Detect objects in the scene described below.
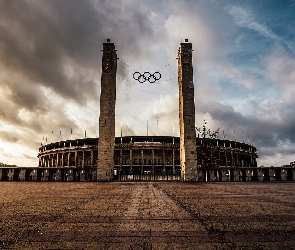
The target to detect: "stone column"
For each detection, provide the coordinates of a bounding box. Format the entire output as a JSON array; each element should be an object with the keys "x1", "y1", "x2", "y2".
[
  {"x1": 82, "y1": 151, "x2": 85, "y2": 168},
  {"x1": 56, "y1": 154, "x2": 59, "y2": 167},
  {"x1": 61, "y1": 153, "x2": 64, "y2": 168},
  {"x1": 152, "y1": 149, "x2": 155, "y2": 174},
  {"x1": 130, "y1": 149, "x2": 133, "y2": 170},
  {"x1": 120, "y1": 150, "x2": 123, "y2": 169},
  {"x1": 141, "y1": 149, "x2": 144, "y2": 174},
  {"x1": 231, "y1": 152, "x2": 233, "y2": 168},
  {"x1": 68, "y1": 152, "x2": 70, "y2": 167},
  {"x1": 162, "y1": 149, "x2": 166, "y2": 172},
  {"x1": 91, "y1": 150, "x2": 94, "y2": 167},
  {"x1": 97, "y1": 40, "x2": 117, "y2": 181},
  {"x1": 51, "y1": 154, "x2": 54, "y2": 168},
  {"x1": 172, "y1": 148, "x2": 175, "y2": 173},
  {"x1": 74, "y1": 151, "x2": 77, "y2": 168},
  {"x1": 178, "y1": 40, "x2": 197, "y2": 181}
]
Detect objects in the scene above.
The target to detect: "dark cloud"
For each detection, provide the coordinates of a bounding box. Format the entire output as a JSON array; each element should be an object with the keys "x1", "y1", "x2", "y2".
[
  {"x1": 197, "y1": 98, "x2": 295, "y2": 165},
  {"x1": 0, "y1": 131, "x2": 18, "y2": 143},
  {"x1": 0, "y1": 0, "x2": 157, "y2": 107},
  {"x1": 1, "y1": 81, "x2": 47, "y2": 112}
]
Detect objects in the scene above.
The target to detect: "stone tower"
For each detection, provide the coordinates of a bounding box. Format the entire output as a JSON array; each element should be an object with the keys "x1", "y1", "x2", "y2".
[
  {"x1": 97, "y1": 40, "x2": 117, "y2": 181},
  {"x1": 178, "y1": 40, "x2": 197, "y2": 181}
]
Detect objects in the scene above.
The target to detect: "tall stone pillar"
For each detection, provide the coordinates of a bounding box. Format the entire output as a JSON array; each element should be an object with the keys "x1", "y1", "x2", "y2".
[
  {"x1": 97, "y1": 40, "x2": 117, "y2": 181},
  {"x1": 178, "y1": 40, "x2": 197, "y2": 181}
]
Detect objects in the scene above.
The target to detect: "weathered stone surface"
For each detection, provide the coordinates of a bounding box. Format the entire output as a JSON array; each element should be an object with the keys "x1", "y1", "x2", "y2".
[
  {"x1": 97, "y1": 41, "x2": 117, "y2": 181},
  {"x1": 1, "y1": 182, "x2": 295, "y2": 249},
  {"x1": 178, "y1": 41, "x2": 197, "y2": 181}
]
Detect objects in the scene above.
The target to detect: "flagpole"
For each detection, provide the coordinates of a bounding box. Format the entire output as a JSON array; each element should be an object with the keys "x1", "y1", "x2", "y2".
[
  {"x1": 172, "y1": 121, "x2": 174, "y2": 136},
  {"x1": 157, "y1": 119, "x2": 158, "y2": 136},
  {"x1": 172, "y1": 121, "x2": 175, "y2": 144}
]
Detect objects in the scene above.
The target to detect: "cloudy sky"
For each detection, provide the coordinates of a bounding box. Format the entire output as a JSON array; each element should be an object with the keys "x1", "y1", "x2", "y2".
[{"x1": 0, "y1": 0, "x2": 294, "y2": 167}]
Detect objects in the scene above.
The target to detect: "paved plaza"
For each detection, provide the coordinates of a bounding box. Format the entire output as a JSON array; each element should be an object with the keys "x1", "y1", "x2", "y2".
[{"x1": 1, "y1": 182, "x2": 295, "y2": 249}]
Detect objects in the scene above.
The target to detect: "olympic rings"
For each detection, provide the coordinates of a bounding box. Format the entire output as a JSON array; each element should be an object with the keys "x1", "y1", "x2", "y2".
[{"x1": 133, "y1": 71, "x2": 161, "y2": 83}]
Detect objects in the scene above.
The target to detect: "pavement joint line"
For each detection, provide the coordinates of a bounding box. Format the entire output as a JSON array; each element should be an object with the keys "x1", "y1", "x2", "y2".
[{"x1": 153, "y1": 183, "x2": 238, "y2": 248}]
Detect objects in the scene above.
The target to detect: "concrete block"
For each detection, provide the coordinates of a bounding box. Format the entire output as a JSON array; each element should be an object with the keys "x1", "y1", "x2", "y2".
[
  {"x1": 233, "y1": 169, "x2": 240, "y2": 181},
  {"x1": 42, "y1": 170, "x2": 49, "y2": 181},
  {"x1": 67, "y1": 169, "x2": 74, "y2": 181},
  {"x1": 281, "y1": 169, "x2": 287, "y2": 181},
  {"x1": 246, "y1": 170, "x2": 252, "y2": 181},
  {"x1": 80, "y1": 170, "x2": 86, "y2": 182},
  {"x1": 92, "y1": 169, "x2": 97, "y2": 181},
  {"x1": 55, "y1": 169, "x2": 62, "y2": 181},
  {"x1": 197, "y1": 170, "x2": 203, "y2": 181},
  {"x1": 209, "y1": 170, "x2": 216, "y2": 182},
  {"x1": 7, "y1": 169, "x2": 14, "y2": 181},
  {"x1": 19, "y1": 169, "x2": 26, "y2": 181},
  {"x1": 30, "y1": 169, "x2": 38, "y2": 181},
  {"x1": 269, "y1": 169, "x2": 276, "y2": 181},
  {"x1": 221, "y1": 169, "x2": 229, "y2": 181}
]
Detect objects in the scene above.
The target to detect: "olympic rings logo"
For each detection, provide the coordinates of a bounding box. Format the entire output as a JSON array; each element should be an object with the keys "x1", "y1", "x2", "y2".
[{"x1": 133, "y1": 71, "x2": 161, "y2": 83}]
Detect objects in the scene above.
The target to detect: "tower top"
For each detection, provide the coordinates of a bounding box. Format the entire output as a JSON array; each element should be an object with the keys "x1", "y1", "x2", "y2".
[{"x1": 103, "y1": 38, "x2": 115, "y2": 47}]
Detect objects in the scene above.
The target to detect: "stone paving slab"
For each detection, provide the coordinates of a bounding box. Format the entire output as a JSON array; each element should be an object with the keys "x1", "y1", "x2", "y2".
[{"x1": 0, "y1": 182, "x2": 295, "y2": 249}]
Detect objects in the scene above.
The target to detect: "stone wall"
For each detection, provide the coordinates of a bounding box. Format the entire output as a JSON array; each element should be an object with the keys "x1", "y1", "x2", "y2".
[{"x1": 1, "y1": 167, "x2": 294, "y2": 182}]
